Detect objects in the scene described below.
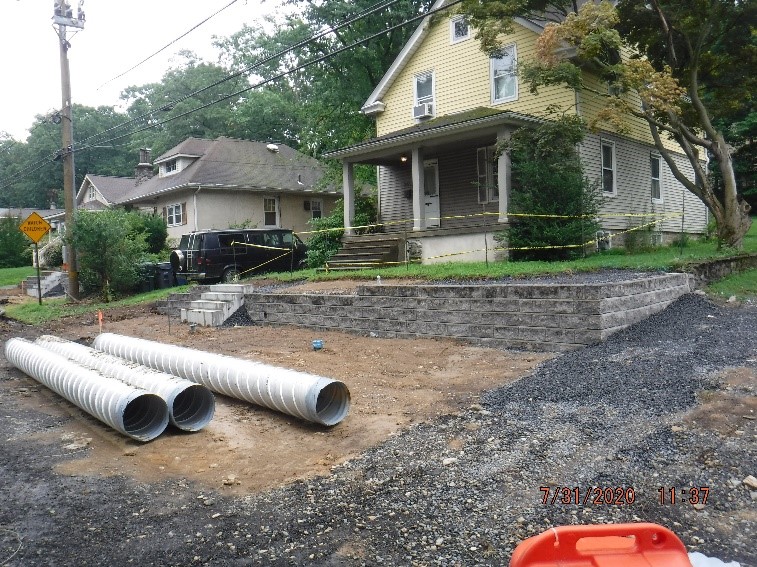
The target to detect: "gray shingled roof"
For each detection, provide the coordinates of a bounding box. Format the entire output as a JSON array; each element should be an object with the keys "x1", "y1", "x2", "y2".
[
  {"x1": 119, "y1": 137, "x2": 338, "y2": 204},
  {"x1": 76, "y1": 137, "x2": 338, "y2": 206}
]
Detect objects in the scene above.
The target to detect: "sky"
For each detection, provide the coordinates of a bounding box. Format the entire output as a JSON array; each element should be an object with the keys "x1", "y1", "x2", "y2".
[{"x1": 1, "y1": 0, "x2": 287, "y2": 141}]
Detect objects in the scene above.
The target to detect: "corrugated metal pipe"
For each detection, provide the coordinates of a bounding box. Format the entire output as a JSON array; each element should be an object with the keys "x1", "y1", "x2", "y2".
[
  {"x1": 4, "y1": 338, "x2": 168, "y2": 442},
  {"x1": 34, "y1": 335, "x2": 215, "y2": 432},
  {"x1": 92, "y1": 333, "x2": 351, "y2": 426}
]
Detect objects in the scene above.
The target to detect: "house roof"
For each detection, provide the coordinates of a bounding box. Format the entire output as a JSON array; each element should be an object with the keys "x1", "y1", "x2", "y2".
[
  {"x1": 80, "y1": 174, "x2": 141, "y2": 205},
  {"x1": 361, "y1": 0, "x2": 544, "y2": 115},
  {"x1": 324, "y1": 108, "x2": 542, "y2": 161},
  {"x1": 76, "y1": 137, "x2": 338, "y2": 207}
]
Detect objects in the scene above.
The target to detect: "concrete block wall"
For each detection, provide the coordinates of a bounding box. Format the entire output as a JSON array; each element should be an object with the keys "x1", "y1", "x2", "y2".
[
  {"x1": 244, "y1": 273, "x2": 692, "y2": 351},
  {"x1": 155, "y1": 285, "x2": 210, "y2": 316}
]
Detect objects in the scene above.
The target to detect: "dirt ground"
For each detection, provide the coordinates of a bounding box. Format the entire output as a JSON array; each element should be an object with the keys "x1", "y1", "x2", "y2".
[{"x1": 2, "y1": 281, "x2": 551, "y2": 494}]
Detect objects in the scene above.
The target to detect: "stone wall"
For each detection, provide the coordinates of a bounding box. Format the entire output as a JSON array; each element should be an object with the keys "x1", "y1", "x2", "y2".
[{"x1": 244, "y1": 273, "x2": 692, "y2": 351}]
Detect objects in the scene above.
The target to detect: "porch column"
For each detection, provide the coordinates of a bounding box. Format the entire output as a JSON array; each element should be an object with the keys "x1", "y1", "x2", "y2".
[
  {"x1": 411, "y1": 147, "x2": 425, "y2": 231},
  {"x1": 342, "y1": 161, "x2": 355, "y2": 235},
  {"x1": 497, "y1": 128, "x2": 511, "y2": 223}
]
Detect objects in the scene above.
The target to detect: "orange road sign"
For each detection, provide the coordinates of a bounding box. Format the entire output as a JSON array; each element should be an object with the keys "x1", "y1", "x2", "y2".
[{"x1": 19, "y1": 212, "x2": 52, "y2": 244}]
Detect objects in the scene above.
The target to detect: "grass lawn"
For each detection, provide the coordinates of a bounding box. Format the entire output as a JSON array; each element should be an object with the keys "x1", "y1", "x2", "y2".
[{"x1": 2, "y1": 218, "x2": 755, "y2": 324}]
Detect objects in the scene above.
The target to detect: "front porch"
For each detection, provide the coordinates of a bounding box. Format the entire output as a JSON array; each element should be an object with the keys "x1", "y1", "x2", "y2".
[{"x1": 324, "y1": 109, "x2": 541, "y2": 264}]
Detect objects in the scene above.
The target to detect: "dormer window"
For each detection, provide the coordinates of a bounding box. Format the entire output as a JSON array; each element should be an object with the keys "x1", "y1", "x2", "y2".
[
  {"x1": 163, "y1": 159, "x2": 178, "y2": 175},
  {"x1": 450, "y1": 16, "x2": 470, "y2": 43}
]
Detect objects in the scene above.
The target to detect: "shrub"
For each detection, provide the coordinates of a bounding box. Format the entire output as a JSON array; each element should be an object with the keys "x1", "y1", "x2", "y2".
[
  {"x1": 305, "y1": 193, "x2": 377, "y2": 268},
  {"x1": 500, "y1": 115, "x2": 601, "y2": 261},
  {"x1": 127, "y1": 212, "x2": 168, "y2": 255},
  {"x1": 67, "y1": 209, "x2": 149, "y2": 301},
  {"x1": 0, "y1": 215, "x2": 32, "y2": 268}
]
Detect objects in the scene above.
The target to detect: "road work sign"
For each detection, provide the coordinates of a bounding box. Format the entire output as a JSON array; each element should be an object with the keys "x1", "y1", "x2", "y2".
[{"x1": 19, "y1": 212, "x2": 52, "y2": 244}]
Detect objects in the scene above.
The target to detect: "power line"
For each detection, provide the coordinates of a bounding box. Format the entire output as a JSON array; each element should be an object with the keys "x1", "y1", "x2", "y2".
[
  {"x1": 1, "y1": 0, "x2": 460, "y2": 191},
  {"x1": 81, "y1": 0, "x2": 464, "y2": 151},
  {"x1": 97, "y1": 0, "x2": 240, "y2": 90},
  {"x1": 78, "y1": 0, "x2": 407, "y2": 150}
]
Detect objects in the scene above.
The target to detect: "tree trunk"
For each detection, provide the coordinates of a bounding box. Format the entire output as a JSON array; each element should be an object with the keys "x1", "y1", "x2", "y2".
[{"x1": 712, "y1": 133, "x2": 752, "y2": 249}]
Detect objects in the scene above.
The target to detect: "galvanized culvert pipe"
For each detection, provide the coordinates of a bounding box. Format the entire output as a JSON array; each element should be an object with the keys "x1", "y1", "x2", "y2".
[
  {"x1": 4, "y1": 338, "x2": 168, "y2": 442},
  {"x1": 93, "y1": 333, "x2": 351, "y2": 426},
  {"x1": 34, "y1": 335, "x2": 215, "y2": 432}
]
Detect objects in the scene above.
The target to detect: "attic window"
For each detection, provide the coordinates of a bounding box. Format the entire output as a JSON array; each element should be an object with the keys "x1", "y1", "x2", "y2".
[
  {"x1": 450, "y1": 16, "x2": 470, "y2": 43},
  {"x1": 163, "y1": 159, "x2": 178, "y2": 175}
]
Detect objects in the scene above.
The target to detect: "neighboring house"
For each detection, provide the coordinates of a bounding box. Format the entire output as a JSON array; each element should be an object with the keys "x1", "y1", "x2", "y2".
[
  {"x1": 324, "y1": 1, "x2": 707, "y2": 264},
  {"x1": 77, "y1": 137, "x2": 340, "y2": 241}
]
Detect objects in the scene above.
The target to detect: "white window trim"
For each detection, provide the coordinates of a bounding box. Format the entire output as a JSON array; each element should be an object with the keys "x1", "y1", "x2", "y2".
[
  {"x1": 490, "y1": 44, "x2": 518, "y2": 104},
  {"x1": 600, "y1": 139, "x2": 617, "y2": 196},
  {"x1": 166, "y1": 203, "x2": 183, "y2": 227},
  {"x1": 310, "y1": 198, "x2": 323, "y2": 220},
  {"x1": 263, "y1": 196, "x2": 279, "y2": 227},
  {"x1": 450, "y1": 15, "x2": 470, "y2": 44},
  {"x1": 650, "y1": 152, "x2": 663, "y2": 204},
  {"x1": 163, "y1": 159, "x2": 178, "y2": 176},
  {"x1": 413, "y1": 70, "x2": 435, "y2": 118}
]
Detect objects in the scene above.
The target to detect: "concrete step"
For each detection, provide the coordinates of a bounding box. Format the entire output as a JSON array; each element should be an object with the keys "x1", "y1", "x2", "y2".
[{"x1": 181, "y1": 308, "x2": 226, "y2": 327}]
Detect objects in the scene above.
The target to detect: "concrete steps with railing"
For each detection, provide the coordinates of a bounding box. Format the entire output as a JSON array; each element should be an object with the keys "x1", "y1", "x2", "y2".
[
  {"x1": 22, "y1": 271, "x2": 65, "y2": 298},
  {"x1": 180, "y1": 284, "x2": 254, "y2": 327}
]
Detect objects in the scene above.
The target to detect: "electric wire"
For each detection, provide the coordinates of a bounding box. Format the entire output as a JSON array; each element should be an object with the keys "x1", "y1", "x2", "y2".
[
  {"x1": 1, "y1": 0, "x2": 459, "y2": 191},
  {"x1": 1, "y1": 0, "x2": 411, "y2": 188},
  {"x1": 77, "y1": 0, "x2": 463, "y2": 151},
  {"x1": 77, "y1": 0, "x2": 408, "y2": 150},
  {"x1": 97, "y1": 0, "x2": 240, "y2": 90}
]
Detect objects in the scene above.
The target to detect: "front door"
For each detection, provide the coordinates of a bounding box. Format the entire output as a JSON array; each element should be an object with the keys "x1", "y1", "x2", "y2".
[{"x1": 423, "y1": 159, "x2": 440, "y2": 228}]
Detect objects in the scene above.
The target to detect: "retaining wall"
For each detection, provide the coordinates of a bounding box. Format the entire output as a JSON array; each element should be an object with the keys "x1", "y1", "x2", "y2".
[{"x1": 244, "y1": 273, "x2": 693, "y2": 351}]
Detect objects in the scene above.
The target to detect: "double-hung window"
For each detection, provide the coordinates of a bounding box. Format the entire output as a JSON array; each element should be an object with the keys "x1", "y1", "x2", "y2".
[
  {"x1": 264, "y1": 197, "x2": 278, "y2": 227},
  {"x1": 476, "y1": 146, "x2": 499, "y2": 204},
  {"x1": 310, "y1": 199, "x2": 322, "y2": 220},
  {"x1": 650, "y1": 153, "x2": 663, "y2": 203},
  {"x1": 491, "y1": 44, "x2": 517, "y2": 104},
  {"x1": 601, "y1": 140, "x2": 616, "y2": 195}
]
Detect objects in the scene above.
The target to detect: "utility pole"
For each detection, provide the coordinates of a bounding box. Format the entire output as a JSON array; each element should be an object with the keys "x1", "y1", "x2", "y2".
[{"x1": 53, "y1": 1, "x2": 85, "y2": 299}]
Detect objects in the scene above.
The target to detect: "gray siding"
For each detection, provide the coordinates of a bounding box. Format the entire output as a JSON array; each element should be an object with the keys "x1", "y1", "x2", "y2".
[
  {"x1": 580, "y1": 132, "x2": 708, "y2": 234},
  {"x1": 437, "y1": 147, "x2": 500, "y2": 229},
  {"x1": 378, "y1": 165, "x2": 413, "y2": 232}
]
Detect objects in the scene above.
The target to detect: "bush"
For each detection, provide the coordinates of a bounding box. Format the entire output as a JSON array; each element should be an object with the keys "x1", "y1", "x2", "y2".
[
  {"x1": 306, "y1": 193, "x2": 377, "y2": 268},
  {"x1": 0, "y1": 215, "x2": 32, "y2": 268},
  {"x1": 500, "y1": 115, "x2": 601, "y2": 261},
  {"x1": 40, "y1": 238, "x2": 64, "y2": 268},
  {"x1": 68, "y1": 209, "x2": 149, "y2": 301},
  {"x1": 127, "y1": 212, "x2": 168, "y2": 255}
]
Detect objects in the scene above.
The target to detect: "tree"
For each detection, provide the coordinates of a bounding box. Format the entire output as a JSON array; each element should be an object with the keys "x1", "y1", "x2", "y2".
[
  {"x1": 67, "y1": 209, "x2": 148, "y2": 301},
  {"x1": 121, "y1": 52, "x2": 246, "y2": 156},
  {"x1": 503, "y1": 114, "x2": 601, "y2": 261},
  {"x1": 0, "y1": 215, "x2": 32, "y2": 268},
  {"x1": 217, "y1": 0, "x2": 435, "y2": 155},
  {"x1": 460, "y1": 0, "x2": 754, "y2": 248}
]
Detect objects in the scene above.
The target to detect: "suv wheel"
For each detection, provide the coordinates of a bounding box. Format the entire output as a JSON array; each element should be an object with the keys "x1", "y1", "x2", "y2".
[{"x1": 222, "y1": 268, "x2": 240, "y2": 283}]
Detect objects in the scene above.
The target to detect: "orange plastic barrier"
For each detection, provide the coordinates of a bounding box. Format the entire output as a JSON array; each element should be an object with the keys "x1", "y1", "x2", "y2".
[{"x1": 509, "y1": 523, "x2": 692, "y2": 567}]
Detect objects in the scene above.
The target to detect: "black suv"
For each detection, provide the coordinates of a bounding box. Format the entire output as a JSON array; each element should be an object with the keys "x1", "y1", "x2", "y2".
[{"x1": 170, "y1": 229, "x2": 308, "y2": 283}]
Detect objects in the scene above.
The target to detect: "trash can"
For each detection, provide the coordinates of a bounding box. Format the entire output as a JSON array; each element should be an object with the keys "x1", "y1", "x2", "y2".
[
  {"x1": 137, "y1": 263, "x2": 156, "y2": 293},
  {"x1": 154, "y1": 262, "x2": 175, "y2": 289}
]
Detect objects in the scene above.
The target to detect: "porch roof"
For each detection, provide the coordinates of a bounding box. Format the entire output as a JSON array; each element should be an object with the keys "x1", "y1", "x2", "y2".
[{"x1": 323, "y1": 108, "x2": 541, "y2": 164}]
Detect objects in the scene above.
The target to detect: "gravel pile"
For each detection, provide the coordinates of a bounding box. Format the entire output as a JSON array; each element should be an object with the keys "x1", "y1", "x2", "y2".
[{"x1": 1, "y1": 293, "x2": 755, "y2": 566}]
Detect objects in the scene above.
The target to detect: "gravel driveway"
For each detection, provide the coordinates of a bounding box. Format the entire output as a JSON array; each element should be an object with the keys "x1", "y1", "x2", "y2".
[{"x1": 0, "y1": 291, "x2": 755, "y2": 566}]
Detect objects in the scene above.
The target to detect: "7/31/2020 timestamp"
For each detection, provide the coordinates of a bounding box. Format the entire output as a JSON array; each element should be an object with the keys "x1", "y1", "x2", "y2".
[{"x1": 658, "y1": 486, "x2": 710, "y2": 505}]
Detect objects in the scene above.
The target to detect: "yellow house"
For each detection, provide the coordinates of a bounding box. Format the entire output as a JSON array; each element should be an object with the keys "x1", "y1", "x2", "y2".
[{"x1": 325, "y1": 0, "x2": 707, "y2": 264}]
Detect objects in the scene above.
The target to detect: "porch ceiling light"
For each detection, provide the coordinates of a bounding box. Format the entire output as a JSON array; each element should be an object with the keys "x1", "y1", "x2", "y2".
[{"x1": 400, "y1": 155, "x2": 408, "y2": 162}]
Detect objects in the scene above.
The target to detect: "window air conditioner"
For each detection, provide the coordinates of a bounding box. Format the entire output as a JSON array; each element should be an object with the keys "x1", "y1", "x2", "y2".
[
  {"x1": 596, "y1": 230, "x2": 612, "y2": 251},
  {"x1": 413, "y1": 102, "x2": 433, "y2": 119}
]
